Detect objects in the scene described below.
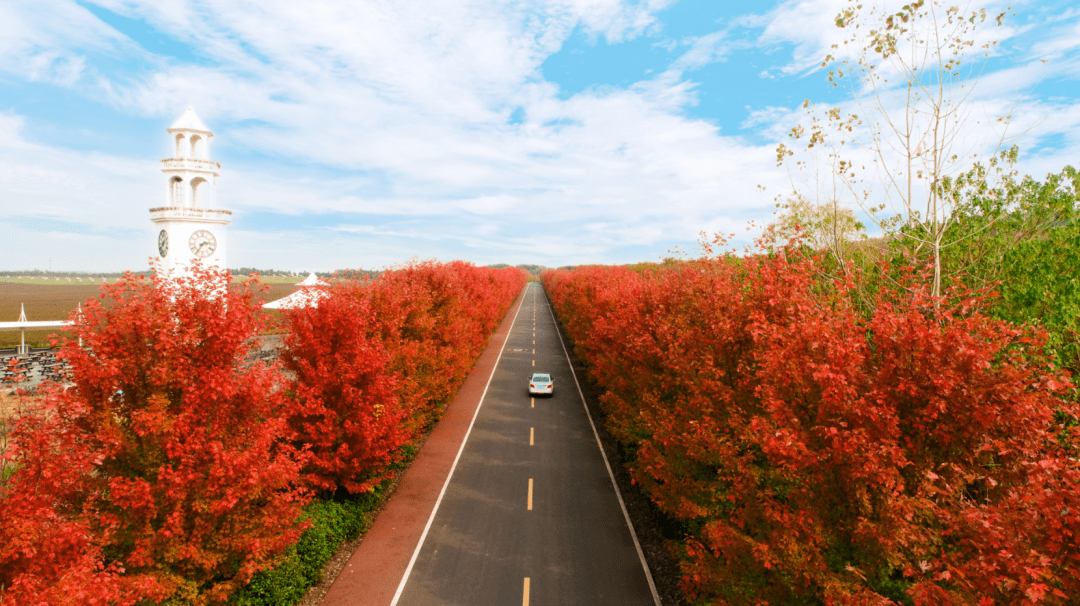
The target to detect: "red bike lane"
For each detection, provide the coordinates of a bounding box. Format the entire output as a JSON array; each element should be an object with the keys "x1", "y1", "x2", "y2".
[{"x1": 320, "y1": 285, "x2": 527, "y2": 606}]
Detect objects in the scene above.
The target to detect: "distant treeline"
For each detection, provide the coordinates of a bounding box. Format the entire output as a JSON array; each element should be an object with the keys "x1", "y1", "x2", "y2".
[
  {"x1": 231, "y1": 267, "x2": 305, "y2": 277},
  {"x1": 231, "y1": 268, "x2": 382, "y2": 280},
  {"x1": 487, "y1": 264, "x2": 551, "y2": 276},
  {"x1": 326, "y1": 269, "x2": 381, "y2": 280},
  {"x1": 4, "y1": 266, "x2": 549, "y2": 280}
]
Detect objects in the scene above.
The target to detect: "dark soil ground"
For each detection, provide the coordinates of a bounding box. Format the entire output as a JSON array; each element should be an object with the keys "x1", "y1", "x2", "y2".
[{"x1": 0, "y1": 281, "x2": 298, "y2": 349}]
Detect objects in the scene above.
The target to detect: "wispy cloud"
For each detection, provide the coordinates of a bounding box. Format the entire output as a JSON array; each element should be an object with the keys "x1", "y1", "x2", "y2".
[
  {"x1": 0, "y1": 0, "x2": 792, "y2": 270},
  {"x1": 0, "y1": 0, "x2": 1075, "y2": 272}
]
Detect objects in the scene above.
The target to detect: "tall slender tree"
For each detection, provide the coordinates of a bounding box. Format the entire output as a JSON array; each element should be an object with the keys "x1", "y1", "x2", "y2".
[{"x1": 778, "y1": 0, "x2": 1019, "y2": 297}]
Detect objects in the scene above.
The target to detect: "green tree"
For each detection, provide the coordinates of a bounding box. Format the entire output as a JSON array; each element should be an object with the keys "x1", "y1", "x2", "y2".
[
  {"x1": 771, "y1": 193, "x2": 865, "y2": 262},
  {"x1": 940, "y1": 164, "x2": 1080, "y2": 378}
]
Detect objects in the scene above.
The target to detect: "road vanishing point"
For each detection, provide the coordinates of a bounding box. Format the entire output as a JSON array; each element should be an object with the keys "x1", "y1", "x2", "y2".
[{"x1": 391, "y1": 283, "x2": 660, "y2": 606}]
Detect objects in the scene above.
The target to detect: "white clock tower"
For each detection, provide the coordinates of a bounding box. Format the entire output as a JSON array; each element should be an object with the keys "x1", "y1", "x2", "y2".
[{"x1": 150, "y1": 107, "x2": 231, "y2": 276}]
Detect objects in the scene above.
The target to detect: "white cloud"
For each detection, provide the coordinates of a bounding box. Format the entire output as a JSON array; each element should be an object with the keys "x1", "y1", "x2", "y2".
[
  {"x1": 0, "y1": 0, "x2": 130, "y2": 85},
  {"x1": 742, "y1": 0, "x2": 1080, "y2": 221},
  {"x1": 757, "y1": 0, "x2": 1023, "y2": 79},
  {"x1": 741, "y1": 105, "x2": 795, "y2": 131},
  {"x1": 0, "y1": 0, "x2": 1075, "y2": 272},
  {"x1": 0, "y1": 0, "x2": 797, "y2": 271},
  {"x1": 0, "y1": 111, "x2": 157, "y2": 231},
  {"x1": 756, "y1": 0, "x2": 850, "y2": 75}
]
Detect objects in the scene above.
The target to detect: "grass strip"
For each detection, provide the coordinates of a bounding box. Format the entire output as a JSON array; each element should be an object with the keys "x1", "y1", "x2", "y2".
[
  {"x1": 231, "y1": 487, "x2": 385, "y2": 605},
  {"x1": 231, "y1": 441, "x2": 421, "y2": 605}
]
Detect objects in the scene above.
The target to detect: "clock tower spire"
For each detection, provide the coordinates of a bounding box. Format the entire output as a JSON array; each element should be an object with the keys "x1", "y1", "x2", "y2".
[{"x1": 151, "y1": 106, "x2": 231, "y2": 276}]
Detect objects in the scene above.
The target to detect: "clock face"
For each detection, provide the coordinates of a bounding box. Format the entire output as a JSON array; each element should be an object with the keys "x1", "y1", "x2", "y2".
[
  {"x1": 157, "y1": 229, "x2": 169, "y2": 258},
  {"x1": 189, "y1": 229, "x2": 217, "y2": 258}
]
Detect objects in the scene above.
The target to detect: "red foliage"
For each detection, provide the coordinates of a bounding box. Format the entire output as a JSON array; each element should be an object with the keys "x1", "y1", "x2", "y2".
[
  {"x1": 1, "y1": 264, "x2": 309, "y2": 604},
  {"x1": 0, "y1": 397, "x2": 162, "y2": 606},
  {"x1": 543, "y1": 248, "x2": 1079, "y2": 605},
  {"x1": 282, "y1": 261, "x2": 526, "y2": 494},
  {"x1": 281, "y1": 282, "x2": 404, "y2": 494},
  {"x1": 367, "y1": 261, "x2": 526, "y2": 432}
]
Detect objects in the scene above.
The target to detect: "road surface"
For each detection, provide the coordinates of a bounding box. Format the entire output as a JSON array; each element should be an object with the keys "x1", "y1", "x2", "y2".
[{"x1": 393, "y1": 282, "x2": 659, "y2": 606}]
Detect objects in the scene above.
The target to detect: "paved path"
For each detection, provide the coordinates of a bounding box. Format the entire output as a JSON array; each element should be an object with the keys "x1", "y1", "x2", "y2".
[{"x1": 323, "y1": 283, "x2": 659, "y2": 606}]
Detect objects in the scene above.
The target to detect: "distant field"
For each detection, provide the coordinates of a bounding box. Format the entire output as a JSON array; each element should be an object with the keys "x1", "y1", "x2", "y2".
[
  {"x1": 0, "y1": 277, "x2": 123, "y2": 285},
  {"x1": 0, "y1": 279, "x2": 302, "y2": 348},
  {"x1": 0, "y1": 275, "x2": 303, "y2": 285}
]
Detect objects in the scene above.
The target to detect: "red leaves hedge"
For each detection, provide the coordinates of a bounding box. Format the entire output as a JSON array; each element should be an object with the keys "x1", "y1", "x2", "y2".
[
  {"x1": 281, "y1": 261, "x2": 527, "y2": 494},
  {"x1": 0, "y1": 261, "x2": 526, "y2": 604},
  {"x1": 2, "y1": 265, "x2": 307, "y2": 604},
  {"x1": 543, "y1": 249, "x2": 1080, "y2": 605}
]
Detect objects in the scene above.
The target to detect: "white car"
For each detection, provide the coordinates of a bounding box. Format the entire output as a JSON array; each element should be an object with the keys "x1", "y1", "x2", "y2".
[{"x1": 529, "y1": 373, "x2": 553, "y2": 396}]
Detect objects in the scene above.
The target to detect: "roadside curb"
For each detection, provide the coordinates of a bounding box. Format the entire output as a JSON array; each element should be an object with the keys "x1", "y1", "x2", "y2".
[{"x1": 319, "y1": 285, "x2": 527, "y2": 606}]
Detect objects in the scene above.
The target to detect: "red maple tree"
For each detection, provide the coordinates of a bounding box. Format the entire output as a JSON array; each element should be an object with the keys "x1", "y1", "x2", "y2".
[
  {"x1": 282, "y1": 278, "x2": 405, "y2": 494},
  {"x1": 1, "y1": 264, "x2": 309, "y2": 604},
  {"x1": 282, "y1": 261, "x2": 527, "y2": 494},
  {"x1": 544, "y1": 244, "x2": 1079, "y2": 605}
]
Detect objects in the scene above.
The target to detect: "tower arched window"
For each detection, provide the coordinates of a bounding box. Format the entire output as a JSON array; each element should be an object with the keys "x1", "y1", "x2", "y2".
[
  {"x1": 171, "y1": 176, "x2": 184, "y2": 207},
  {"x1": 191, "y1": 177, "x2": 208, "y2": 208},
  {"x1": 190, "y1": 135, "x2": 205, "y2": 160},
  {"x1": 175, "y1": 134, "x2": 187, "y2": 158}
]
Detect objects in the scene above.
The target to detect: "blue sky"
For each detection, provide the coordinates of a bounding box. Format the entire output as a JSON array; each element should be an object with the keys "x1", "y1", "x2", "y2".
[{"x1": 1, "y1": 0, "x2": 1077, "y2": 272}]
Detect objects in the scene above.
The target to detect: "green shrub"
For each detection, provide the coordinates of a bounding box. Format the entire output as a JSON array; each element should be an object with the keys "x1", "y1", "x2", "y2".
[{"x1": 232, "y1": 487, "x2": 384, "y2": 606}]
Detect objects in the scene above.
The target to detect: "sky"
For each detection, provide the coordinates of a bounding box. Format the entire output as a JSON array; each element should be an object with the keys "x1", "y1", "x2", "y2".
[{"x1": 1, "y1": 0, "x2": 1078, "y2": 272}]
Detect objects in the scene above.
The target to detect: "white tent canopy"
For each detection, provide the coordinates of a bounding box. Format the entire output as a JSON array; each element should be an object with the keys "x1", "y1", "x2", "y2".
[{"x1": 263, "y1": 273, "x2": 327, "y2": 310}]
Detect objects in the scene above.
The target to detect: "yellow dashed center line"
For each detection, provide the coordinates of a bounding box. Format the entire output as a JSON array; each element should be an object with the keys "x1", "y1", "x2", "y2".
[
  {"x1": 527, "y1": 478, "x2": 533, "y2": 510},
  {"x1": 530, "y1": 427, "x2": 534, "y2": 446},
  {"x1": 523, "y1": 578, "x2": 530, "y2": 606},
  {"x1": 531, "y1": 397, "x2": 534, "y2": 408},
  {"x1": 532, "y1": 360, "x2": 535, "y2": 367}
]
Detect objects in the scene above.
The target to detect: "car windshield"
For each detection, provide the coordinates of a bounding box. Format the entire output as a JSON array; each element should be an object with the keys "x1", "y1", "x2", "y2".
[{"x1": 532, "y1": 374, "x2": 550, "y2": 383}]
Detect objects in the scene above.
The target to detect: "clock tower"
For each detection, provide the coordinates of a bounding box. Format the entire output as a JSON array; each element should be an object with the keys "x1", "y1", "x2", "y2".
[{"x1": 150, "y1": 107, "x2": 231, "y2": 276}]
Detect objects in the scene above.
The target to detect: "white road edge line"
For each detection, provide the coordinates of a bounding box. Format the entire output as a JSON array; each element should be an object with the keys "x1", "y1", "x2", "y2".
[
  {"x1": 390, "y1": 283, "x2": 530, "y2": 606},
  {"x1": 544, "y1": 288, "x2": 663, "y2": 606}
]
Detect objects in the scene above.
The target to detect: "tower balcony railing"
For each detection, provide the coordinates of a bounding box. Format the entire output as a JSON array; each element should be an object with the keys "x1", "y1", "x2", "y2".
[
  {"x1": 160, "y1": 158, "x2": 221, "y2": 172},
  {"x1": 149, "y1": 206, "x2": 233, "y2": 224}
]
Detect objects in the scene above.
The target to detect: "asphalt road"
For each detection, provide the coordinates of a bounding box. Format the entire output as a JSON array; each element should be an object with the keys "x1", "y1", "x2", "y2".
[{"x1": 394, "y1": 283, "x2": 659, "y2": 606}]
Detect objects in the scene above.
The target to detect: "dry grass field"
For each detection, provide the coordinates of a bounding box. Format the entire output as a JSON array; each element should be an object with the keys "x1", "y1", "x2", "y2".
[
  {"x1": 0, "y1": 392, "x2": 44, "y2": 482},
  {"x1": 0, "y1": 391, "x2": 42, "y2": 447},
  {"x1": 0, "y1": 275, "x2": 305, "y2": 285},
  {"x1": 0, "y1": 278, "x2": 302, "y2": 348},
  {"x1": 0, "y1": 391, "x2": 40, "y2": 420}
]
